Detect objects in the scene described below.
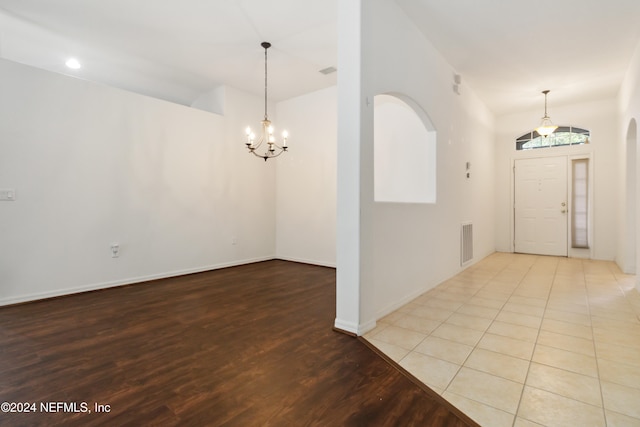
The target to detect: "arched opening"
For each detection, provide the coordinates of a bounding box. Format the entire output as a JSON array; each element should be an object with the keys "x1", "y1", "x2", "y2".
[
  {"x1": 373, "y1": 93, "x2": 436, "y2": 203},
  {"x1": 625, "y1": 118, "x2": 638, "y2": 276}
]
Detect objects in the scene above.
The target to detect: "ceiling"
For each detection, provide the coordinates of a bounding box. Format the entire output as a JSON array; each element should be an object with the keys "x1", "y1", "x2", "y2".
[
  {"x1": 1, "y1": 0, "x2": 639, "y2": 115},
  {"x1": 396, "y1": 0, "x2": 640, "y2": 115}
]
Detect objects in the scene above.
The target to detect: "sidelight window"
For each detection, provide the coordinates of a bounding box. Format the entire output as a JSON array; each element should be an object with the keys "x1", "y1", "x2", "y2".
[{"x1": 571, "y1": 159, "x2": 589, "y2": 248}]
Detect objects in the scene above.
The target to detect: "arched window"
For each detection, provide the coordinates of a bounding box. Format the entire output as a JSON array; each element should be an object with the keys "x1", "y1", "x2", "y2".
[{"x1": 516, "y1": 126, "x2": 590, "y2": 150}]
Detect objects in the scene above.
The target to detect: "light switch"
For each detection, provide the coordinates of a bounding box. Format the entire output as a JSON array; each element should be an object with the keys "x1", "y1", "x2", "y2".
[{"x1": 0, "y1": 189, "x2": 15, "y2": 201}]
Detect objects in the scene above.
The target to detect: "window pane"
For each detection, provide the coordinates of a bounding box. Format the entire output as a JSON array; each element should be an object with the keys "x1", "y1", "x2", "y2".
[
  {"x1": 571, "y1": 159, "x2": 589, "y2": 248},
  {"x1": 516, "y1": 127, "x2": 590, "y2": 151}
]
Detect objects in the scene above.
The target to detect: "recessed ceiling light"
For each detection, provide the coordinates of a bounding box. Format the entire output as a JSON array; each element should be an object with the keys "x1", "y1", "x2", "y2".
[{"x1": 65, "y1": 58, "x2": 81, "y2": 69}]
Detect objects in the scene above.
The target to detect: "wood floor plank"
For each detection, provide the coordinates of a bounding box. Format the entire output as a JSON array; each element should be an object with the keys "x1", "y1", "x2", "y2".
[{"x1": 0, "y1": 260, "x2": 477, "y2": 426}]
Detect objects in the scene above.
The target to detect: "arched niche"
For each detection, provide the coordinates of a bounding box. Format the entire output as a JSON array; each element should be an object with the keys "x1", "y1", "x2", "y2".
[{"x1": 373, "y1": 93, "x2": 436, "y2": 204}]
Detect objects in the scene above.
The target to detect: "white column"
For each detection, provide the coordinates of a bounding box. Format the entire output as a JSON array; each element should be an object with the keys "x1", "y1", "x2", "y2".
[{"x1": 335, "y1": 0, "x2": 376, "y2": 335}]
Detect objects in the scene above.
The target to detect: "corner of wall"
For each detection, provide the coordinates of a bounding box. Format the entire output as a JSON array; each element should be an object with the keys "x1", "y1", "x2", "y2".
[{"x1": 190, "y1": 85, "x2": 226, "y2": 115}]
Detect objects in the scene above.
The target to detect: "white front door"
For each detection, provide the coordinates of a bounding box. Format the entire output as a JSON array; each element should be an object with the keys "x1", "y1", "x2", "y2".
[{"x1": 514, "y1": 156, "x2": 568, "y2": 256}]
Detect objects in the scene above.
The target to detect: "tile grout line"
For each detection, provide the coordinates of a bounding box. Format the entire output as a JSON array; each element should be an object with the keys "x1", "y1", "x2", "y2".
[
  {"x1": 510, "y1": 255, "x2": 559, "y2": 427},
  {"x1": 592, "y1": 259, "x2": 613, "y2": 427},
  {"x1": 393, "y1": 256, "x2": 518, "y2": 395},
  {"x1": 440, "y1": 257, "x2": 520, "y2": 394},
  {"x1": 591, "y1": 259, "x2": 634, "y2": 426},
  {"x1": 371, "y1": 255, "x2": 640, "y2": 426},
  {"x1": 438, "y1": 255, "x2": 539, "y2": 423}
]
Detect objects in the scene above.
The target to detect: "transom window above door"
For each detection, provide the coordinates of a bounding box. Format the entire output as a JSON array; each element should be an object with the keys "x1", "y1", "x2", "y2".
[{"x1": 516, "y1": 126, "x2": 590, "y2": 150}]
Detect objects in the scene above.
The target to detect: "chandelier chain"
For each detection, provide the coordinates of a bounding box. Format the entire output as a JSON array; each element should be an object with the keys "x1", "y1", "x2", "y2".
[{"x1": 264, "y1": 45, "x2": 268, "y2": 120}]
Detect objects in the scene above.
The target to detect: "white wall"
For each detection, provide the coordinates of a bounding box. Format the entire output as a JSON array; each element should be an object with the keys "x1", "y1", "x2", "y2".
[
  {"x1": 495, "y1": 99, "x2": 619, "y2": 261},
  {"x1": 366, "y1": 1, "x2": 496, "y2": 319},
  {"x1": 0, "y1": 58, "x2": 276, "y2": 305},
  {"x1": 275, "y1": 86, "x2": 337, "y2": 267},
  {"x1": 336, "y1": 0, "x2": 496, "y2": 333},
  {"x1": 617, "y1": 39, "x2": 640, "y2": 279}
]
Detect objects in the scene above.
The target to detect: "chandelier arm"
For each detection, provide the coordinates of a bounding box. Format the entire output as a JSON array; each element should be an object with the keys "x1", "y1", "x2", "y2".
[
  {"x1": 267, "y1": 149, "x2": 287, "y2": 159},
  {"x1": 247, "y1": 134, "x2": 265, "y2": 152},
  {"x1": 247, "y1": 132, "x2": 287, "y2": 159},
  {"x1": 249, "y1": 146, "x2": 287, "y2": 161}
]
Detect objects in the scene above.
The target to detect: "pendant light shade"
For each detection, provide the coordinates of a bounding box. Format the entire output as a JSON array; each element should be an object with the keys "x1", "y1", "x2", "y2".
[{"x1": 535, "y1": 90, "x2": 558, "y2": 137}]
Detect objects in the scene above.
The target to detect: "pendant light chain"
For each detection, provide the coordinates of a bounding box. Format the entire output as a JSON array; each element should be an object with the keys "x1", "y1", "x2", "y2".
[
  {"x1": 264, "y1": 44, "x2": 268, "y2": 121},
  {"x1": 544, "y1": 90, "x2": 549, "y2": 117}
]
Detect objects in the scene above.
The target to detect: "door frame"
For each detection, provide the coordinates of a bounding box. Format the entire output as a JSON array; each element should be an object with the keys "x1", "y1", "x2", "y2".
[{"x1": 509, "y1": 148, "x2": 594, "y2": 259}]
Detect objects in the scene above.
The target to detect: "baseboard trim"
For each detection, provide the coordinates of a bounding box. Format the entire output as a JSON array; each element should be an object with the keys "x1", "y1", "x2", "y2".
[
  {"x1": 275, "y1": 255, "x2": 336, "y2": 268},
  {"x1": 0, "y1": 256, "x2": 274, "y2": 307},
  {"x1": 333, "y1": 318, "x2": 376, "y2": 337},
  {"x1": 333, "y1": 318, "x2": 360, "y2": 335},
  {"x1": 332, "y1": 326, "x2": 357, "y2": 337}
]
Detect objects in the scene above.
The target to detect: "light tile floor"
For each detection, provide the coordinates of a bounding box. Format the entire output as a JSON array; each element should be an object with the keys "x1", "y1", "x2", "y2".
[{"x1": 364, "y1": 253, "x2": 640, "y2": 427}]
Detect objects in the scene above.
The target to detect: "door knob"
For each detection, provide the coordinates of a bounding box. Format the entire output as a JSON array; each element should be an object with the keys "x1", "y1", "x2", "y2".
[
  {"x1": 561, "y1": 202, "x2": 566, "y2": 207},
  {"x1": 561, "y1": 209, "x2": 567, "y2": 213}
]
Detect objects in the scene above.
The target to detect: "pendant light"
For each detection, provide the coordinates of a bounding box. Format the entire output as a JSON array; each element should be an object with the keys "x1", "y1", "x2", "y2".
[
  {"x1": 244, "y1": 42, "x2": 288, "y2": 161},
  {"x1": 535, "y1": 90, "x2": 558, "y2": 137}
]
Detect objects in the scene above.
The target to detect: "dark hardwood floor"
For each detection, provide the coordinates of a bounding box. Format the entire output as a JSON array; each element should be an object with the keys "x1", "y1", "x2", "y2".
[{"x1": 0, "y1": 260, "x2": 478, "y2": 426}]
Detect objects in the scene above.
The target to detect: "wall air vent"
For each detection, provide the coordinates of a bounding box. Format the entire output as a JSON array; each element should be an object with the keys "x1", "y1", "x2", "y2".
[{"x1": 461, "y1": 222, "x2": 473, "y2": 266}]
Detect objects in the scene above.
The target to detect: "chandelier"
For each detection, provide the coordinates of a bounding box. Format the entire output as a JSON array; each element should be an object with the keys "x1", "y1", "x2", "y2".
[
  {"x1": 245, "y1": 42, "x2": 288, "y2": 161},
  {"x1": 535, "y1": 90, "x2": 558, "y2": 138}
]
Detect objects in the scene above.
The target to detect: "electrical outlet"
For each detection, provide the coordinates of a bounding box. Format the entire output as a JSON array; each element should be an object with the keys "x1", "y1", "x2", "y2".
[
  {"x1": 0, "y1": 189, "x2": 16, "y2": 201},
  {"x1": 111, "y1": 243, "x2": 120, "y2": 258}
]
